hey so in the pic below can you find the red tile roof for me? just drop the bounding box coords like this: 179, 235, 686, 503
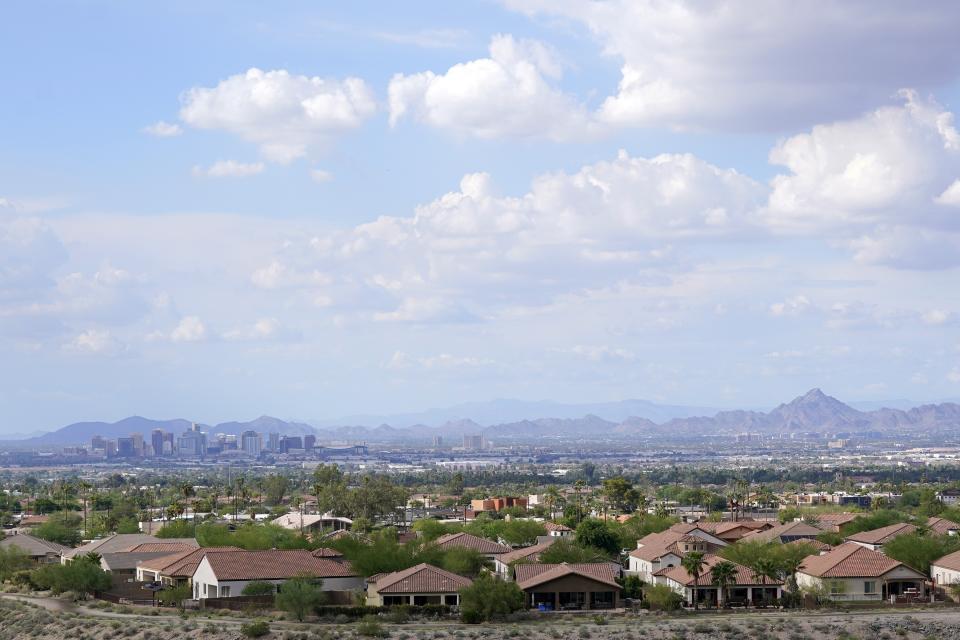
311, 547, 344, 558
845, 523, 916, 545
370, 563, 472, 594
203, 549, 357, 581
788, 538, 832, 552
498, 539, 556, 564
744, 521, 824, 543
434, 532, 511, 555
927, 517, 960, 536
809, 513, 859, 530
544, 522, 572, 532
138, 547, 240, 577
798, 543, 921, 578
658, 555, 782, 588
932, 549, 960, 573
514, 563, 620, 590
123, 542, 198, 554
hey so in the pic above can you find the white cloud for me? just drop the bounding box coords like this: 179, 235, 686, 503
222, 318, 285, 341
765, 91, 960, 232
769, 296, 811, 317
180, 68, 376, 163
935, 179, 960, 206
506, 1, 960, 131
389, 34, 592, 140
170, 316, 206, 342
65, 329, 122, 354
250, 261, 332, 289
948, 368, 960, 384
847, 226, 960, 270
922, 309, 953, 326
386, 350, 492, 370
564, 345, 636, 362
143, 121, 183, 137
310, 168, 334, 183
192, 160, 265, 178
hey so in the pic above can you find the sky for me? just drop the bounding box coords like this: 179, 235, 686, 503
2, 1, 960, 433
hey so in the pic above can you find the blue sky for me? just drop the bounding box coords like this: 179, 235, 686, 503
3, 1, 960, 432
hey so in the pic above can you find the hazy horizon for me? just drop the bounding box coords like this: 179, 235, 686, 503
3, 2, 960, 433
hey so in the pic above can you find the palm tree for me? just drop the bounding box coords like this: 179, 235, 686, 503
180, 483, 195, 530
574, 480, 586, 524
545, 486, 561, 520
681, 551, 706, 610
711, 560, 737, 608
750, 557, 778, 606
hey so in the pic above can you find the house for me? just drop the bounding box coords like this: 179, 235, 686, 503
844, 523, 916, 551
926, 516, 960, 537
366, 563, 471, 606
432, 532, 511, 560
655, 555, 783, 608
627, 526, 727, 582
743, 520, 825, 544
515, 563, 621, 611
807, 513, 859, 532
495, 539, 556, 578
271, 512, 353, 532
931, 550, 960, 590
62, 534, 198, 562
689, 520, 772, 544
191, 549, 363, 599
795, 543, 927, 600
788, 538, 832, 554
544, 522, 573, 537
470, 497, 528, 513
136, 547, 240, 586
0, 534, 68, 564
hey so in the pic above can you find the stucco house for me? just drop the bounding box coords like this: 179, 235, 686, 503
495, 539, 556, 578
796, 543, 927, 600
627, 526, 726, 582
0, 533, 68, 564
654, 554, 783, 608
366, 563, 472, 606
271, 512, 353, 533
844, 523, 916, 551
136, 546, 240, 586
743, 520, 824, 544
927, 517, 960, 537
515, 563, 621, 611
432, 532, 511, 561
543, 522, 573, 538
931, 549, 960, 592
190, 549, 363, 599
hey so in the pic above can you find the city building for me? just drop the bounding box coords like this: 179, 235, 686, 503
241, 430, 261, 457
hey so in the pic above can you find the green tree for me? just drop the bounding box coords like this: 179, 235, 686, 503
458, 573, 525, 622
155, 519, 194, 539
275, 576, 325, 621
31, 554, 111, 599
263, 475, 290, 507
537, 539, 609, 564
575, 519, 620, 555
883, 532, 960, 574
35, 512, 82, 546
643, 584, 682, 611
711, 560, 737, 608
0, 545, 32, 583
681, 551, 706, 610
158, 583, 191, 610
438, 547, 488, 578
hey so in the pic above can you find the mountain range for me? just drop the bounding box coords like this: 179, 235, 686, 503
3, 389, 960, 448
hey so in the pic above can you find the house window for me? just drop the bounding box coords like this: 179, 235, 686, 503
444, 594, 458, 605
203, 584, 207, 596
829, 581, 843, 595
221, 586, 231, 597
863, 582, 876, 594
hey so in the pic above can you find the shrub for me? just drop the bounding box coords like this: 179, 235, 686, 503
242, 581, 277, 596
357, 616, 388, 638
458, 573, 525, 622
241, 619, 271, 638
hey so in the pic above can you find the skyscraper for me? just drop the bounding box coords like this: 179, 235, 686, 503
241, 430, 261, 456
151, 429, 165, 457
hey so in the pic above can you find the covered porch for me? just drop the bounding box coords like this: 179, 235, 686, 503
529, 589, 617, 611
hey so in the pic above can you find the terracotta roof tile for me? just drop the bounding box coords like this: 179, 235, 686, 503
434, 532, 511, 555
544, 522, 572, 532
203, 549, 358, 581
932, 549, 960, 573
927, 517, 960, 536
138, 547, 240, 577
744, 521, 824, 543
499, 539, 556, 564
0, 534, 68, 556
371, 563, 472, 594
845, 523, 916, 545
514, 563, 620, 590
798, 543, 921, 578
658, 555, 782, 587
123, 542, 199, 553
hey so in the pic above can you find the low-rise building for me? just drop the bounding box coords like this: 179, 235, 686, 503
515, 563, 621, 611
432, 532, 511, 560
495, 539, 556, 579
366, 563, 471, 606
191, 549, 363, 600
931, 549, 960, 590
927, 516, 960, 537
655, 555, 783, 607
0, 534, 68, 564
796, 543, 926, 601
136, 546, 240, 587
844, 523, 916, 551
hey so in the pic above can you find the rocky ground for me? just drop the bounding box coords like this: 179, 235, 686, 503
2, 595, 960, 640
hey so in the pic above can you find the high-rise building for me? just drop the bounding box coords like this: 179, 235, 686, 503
130, 433, 144, 457
433, 435, 443, 448
241, 430, 261, 456
151, 429, 165, 457
117, 437, 136, 457
268, 432, 280, 452
162, 431, 174, 455
177, 427, 206, 458
463, 434, 485, 450
303, 435, 316, 451
91, 435, 107, 451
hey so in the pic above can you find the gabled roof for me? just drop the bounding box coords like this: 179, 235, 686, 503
123, 542, 198, 554
64, 534, 198, 559
927, 517, 960, 536
743, 520, 822, 543
0, 534, 69, 556
932, 549, 960, 573
544, 522, 572, 532
370, 563, 472, 594
788, 538, 832, 552
434, 532, 511, 555
202, 549, 357, 581
629, 528, 715, 562
138, 547, 240, 577
514, 563, 620, 590
798, 543, 922, 578
845, 522, 916, 545
311, 547, 344, 558
658, 555, 782, 588
498, 539, 556, 564
808, 513, 859, 529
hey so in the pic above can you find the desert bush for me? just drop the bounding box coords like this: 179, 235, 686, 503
241, 618, 271, 638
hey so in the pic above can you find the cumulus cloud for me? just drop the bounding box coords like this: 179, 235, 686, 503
769, 296, 812, 317
64, 329, 123, 354
179, 68, 376, 163
143, 121, 183, 137
221, 318, 296, 342
389, 34, 592, 140
386, 350, 493, 370
506, 0, 960, 131
563, 345, 636, 362
170, 316, 206, 342
192, 160, 265, 178
310, 168, 334, 183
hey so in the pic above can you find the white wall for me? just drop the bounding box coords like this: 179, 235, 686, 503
191, 556, 363, 599
931, 564, 960, 588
